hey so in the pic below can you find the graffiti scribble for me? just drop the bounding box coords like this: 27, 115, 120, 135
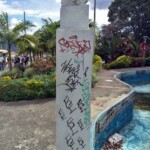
58, 59, 82, 92
58, 35, 91, 57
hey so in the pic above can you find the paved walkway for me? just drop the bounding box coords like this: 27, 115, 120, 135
0, 67, 150, 150
0, 99, 56, 150
91, 67, 150, 119
91, 69, 131, 120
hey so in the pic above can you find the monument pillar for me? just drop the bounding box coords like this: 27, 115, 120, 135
56, 1, 94, 149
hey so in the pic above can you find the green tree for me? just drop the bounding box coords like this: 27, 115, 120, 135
0, 12, 36, 70
17, 34, 38, 63
34, 18, 60, 56
95, 23, 123, 62
108, 0, 150, 41
96, 35, 122, 62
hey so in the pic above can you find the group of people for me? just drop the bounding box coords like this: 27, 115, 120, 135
0, 55, 6, 70
13, 55, 29, 66
0, 54, 30, 71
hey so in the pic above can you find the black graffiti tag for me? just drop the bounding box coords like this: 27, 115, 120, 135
83, 67, 89, 77
61, 59, 80, 78
59, 59, 82, 92
77, 119, 84, 131
64, 96, 77, 114
67, 117, 79, 136
77, 99, 86, 113
77, 137, 86, 149
58, 108, 66, 121
65, 134, 75, 150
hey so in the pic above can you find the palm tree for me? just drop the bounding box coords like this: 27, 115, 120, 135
17, 34, 39, 63
34, 18, 60, 56
0, 12, 36, 70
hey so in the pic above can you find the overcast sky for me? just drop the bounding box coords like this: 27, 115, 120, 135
0, 0, 113, 34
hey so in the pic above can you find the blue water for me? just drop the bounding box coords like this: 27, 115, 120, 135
119, 70, 150, 87
119, 109, 150, 150
133, 84, 150, 93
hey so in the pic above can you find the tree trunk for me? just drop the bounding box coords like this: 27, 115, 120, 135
52, 49, 54, 57
8, 42, 12, 70
33, 53, 35, 62
29, 50, 32, 64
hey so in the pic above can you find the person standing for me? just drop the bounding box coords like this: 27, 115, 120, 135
24, 55, 29, 66
0, 55, 4, 70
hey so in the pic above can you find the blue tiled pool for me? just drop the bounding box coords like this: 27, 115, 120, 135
120, 109, 150, 150
119, 70, 150, 87
118, 70, 150, 150
91, 70, 150, 150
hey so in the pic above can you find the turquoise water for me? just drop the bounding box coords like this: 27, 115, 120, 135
120, 109, 150, 150
134, 84, 150, 93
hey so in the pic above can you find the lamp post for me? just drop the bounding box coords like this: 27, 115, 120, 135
143, 36, 148, 66
108, 34, 113, 62
140, 36, 148, 67
93, 0, 96, 54
24, 11, 26, 35
94, 0, 96, 34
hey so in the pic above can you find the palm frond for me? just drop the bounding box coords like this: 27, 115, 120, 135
13, 21, 35, 33
0, 12, 9, 30
16, 35, 36, 48
42, 18, 53, 26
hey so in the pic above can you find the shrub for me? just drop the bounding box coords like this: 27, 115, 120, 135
14, 63, 25, 72
32, 74, 56, 97
0, 68, 23, 79
116, 55, 132, 67
31, 59, 53, 75
23, 68, 35, 78
106, 55, 132, 69
93, 55, 102, 72
1, 76, 11, 81
91, 55, 102, 87
24, 78, 45, 98
131, 57, 143, 67
45, 55, 56, 69
92, 71, 98, 88
145, 57, 150, 66
130, 57, 150, 67
93, 55, 102, 62
0, 74, 56, 101
0, 71, 12, 78
25, 79, 43, 89
0, 78, 29, 101
11, 68, 23, 79
31, 56, 55, 75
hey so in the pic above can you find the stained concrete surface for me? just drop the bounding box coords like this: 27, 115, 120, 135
0, 99, 56, 150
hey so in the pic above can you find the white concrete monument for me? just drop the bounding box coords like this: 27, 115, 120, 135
61, 0, 88, 7
56, 0, 94, 150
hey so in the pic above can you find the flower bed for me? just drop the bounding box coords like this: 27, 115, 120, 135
0, 74, 56, 101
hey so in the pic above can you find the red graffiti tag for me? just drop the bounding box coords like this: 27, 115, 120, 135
58, 35, 91, 57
